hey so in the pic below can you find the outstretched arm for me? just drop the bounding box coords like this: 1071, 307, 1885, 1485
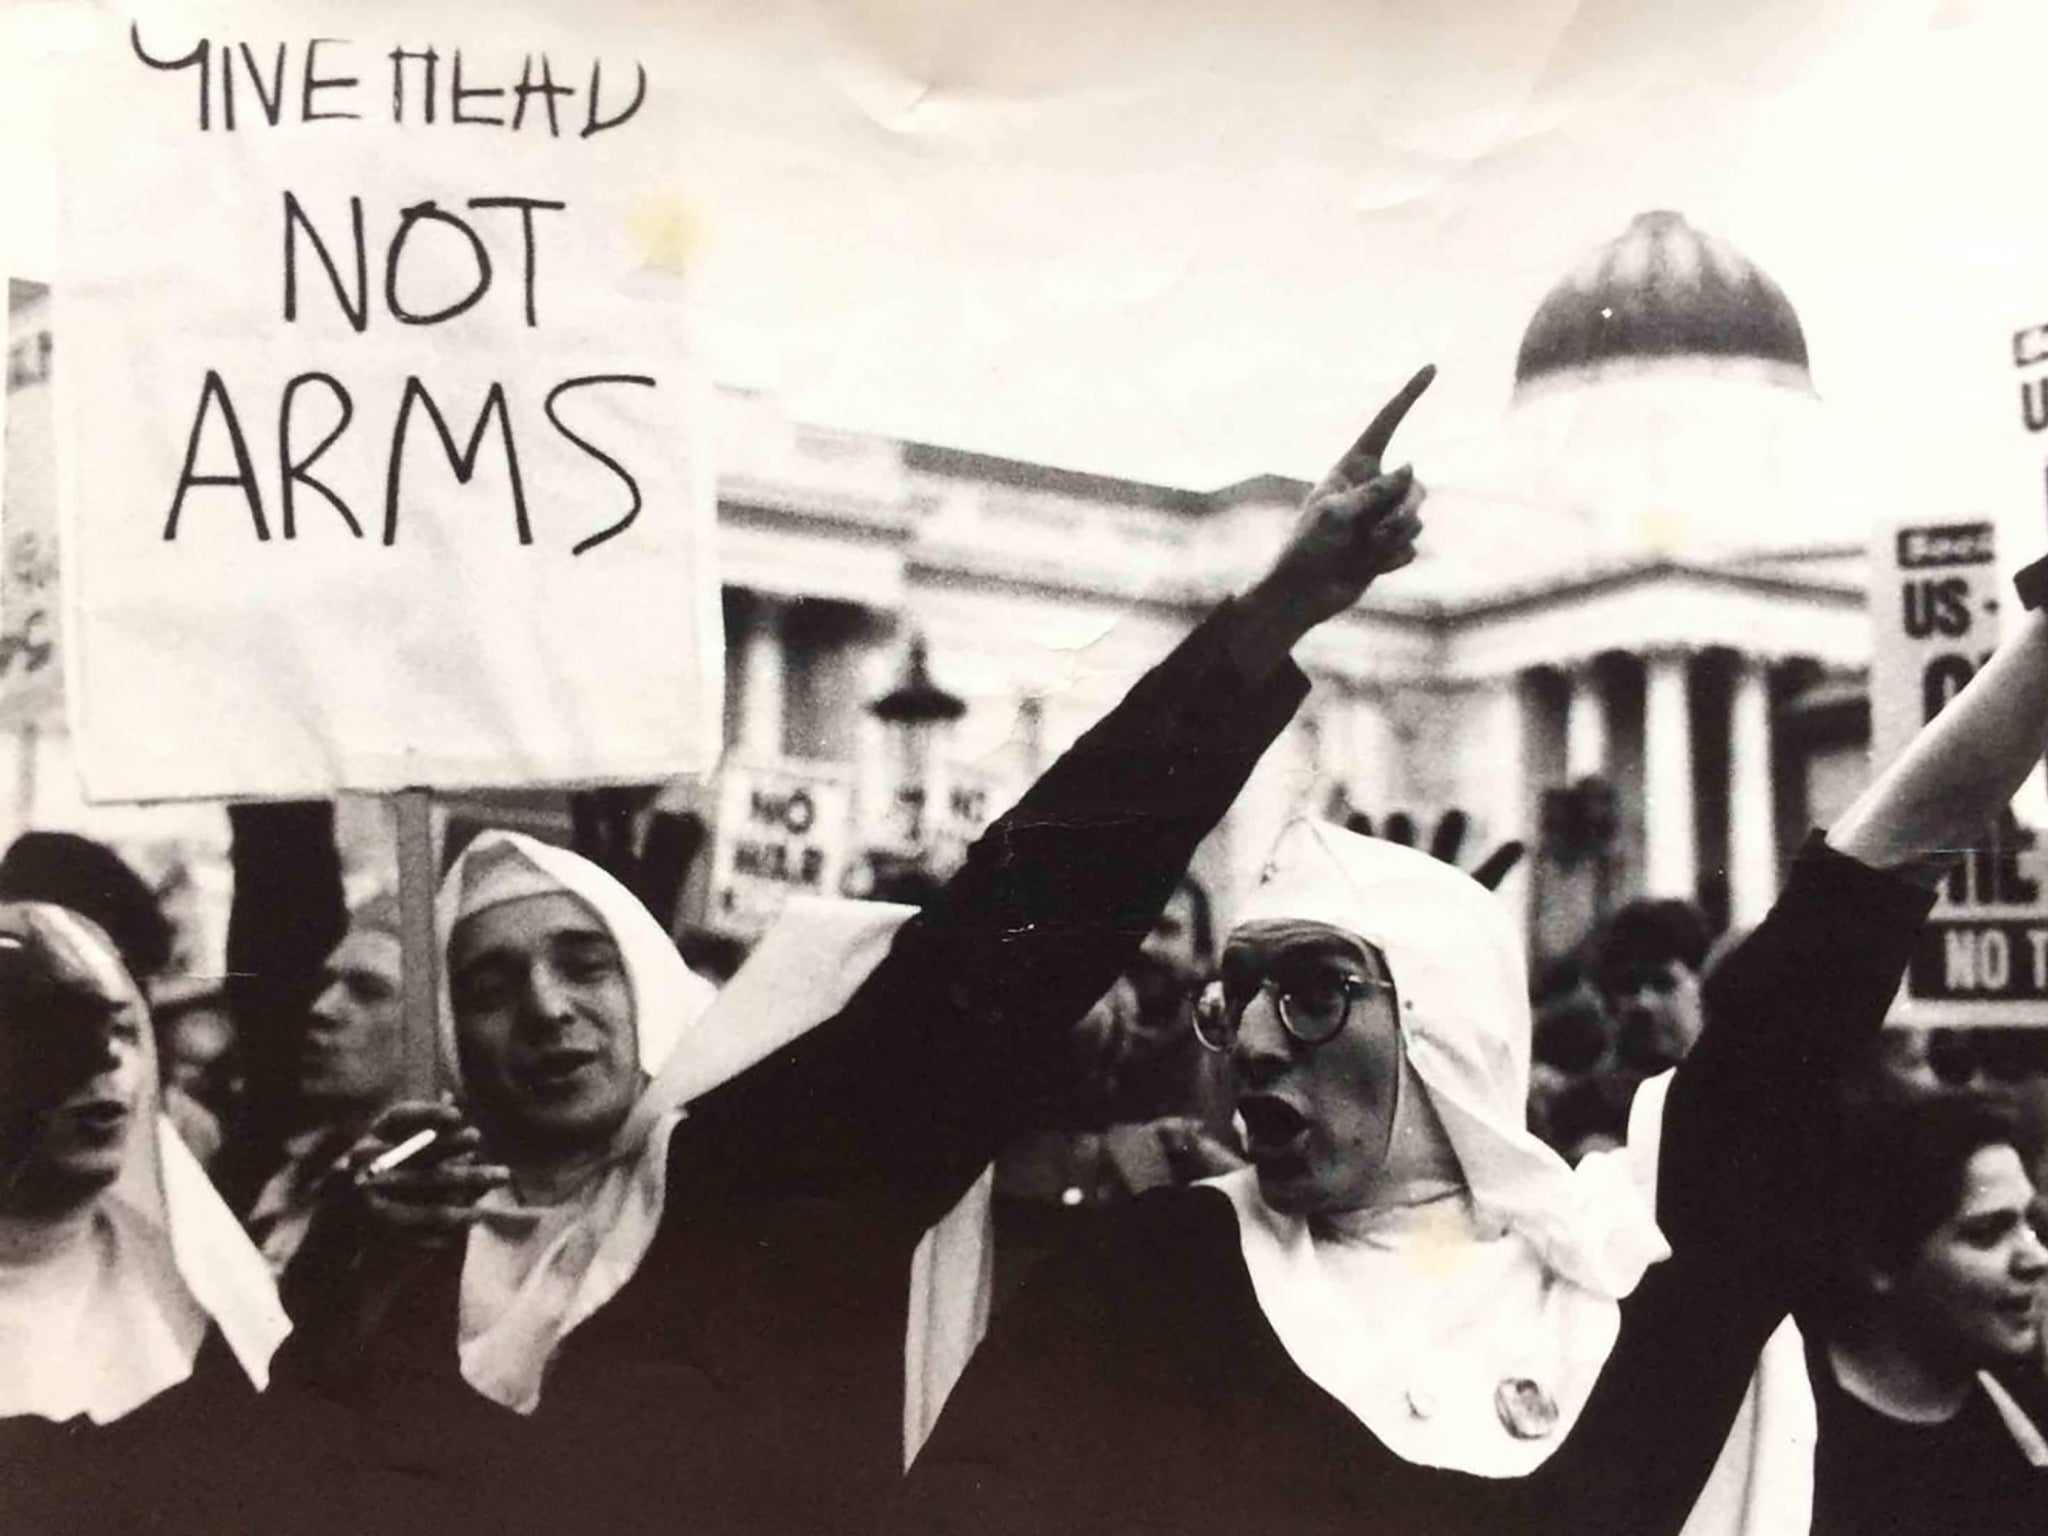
1830, 608, 2048, 878
1653, 584, 2048, 1303
689, 368, 1437, 1223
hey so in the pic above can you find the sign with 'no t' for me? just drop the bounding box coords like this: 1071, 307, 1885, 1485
1872, 520, 2048, 1024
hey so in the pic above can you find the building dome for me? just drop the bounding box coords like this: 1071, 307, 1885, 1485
1513, 211, 1810, 392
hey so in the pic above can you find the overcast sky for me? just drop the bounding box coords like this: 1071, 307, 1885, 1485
6, 0, 2045, 521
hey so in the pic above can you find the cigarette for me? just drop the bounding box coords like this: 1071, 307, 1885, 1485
357, 1128, 439, 1182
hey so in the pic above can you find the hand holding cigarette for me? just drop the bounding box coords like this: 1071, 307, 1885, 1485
355, 1125, 441, 1182
342, 1099, 510, 1245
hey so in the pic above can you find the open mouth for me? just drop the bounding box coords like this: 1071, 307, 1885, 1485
57, 1101, 131, 1139
524, 1048, 601, 1095
1238, 1095, 1310, 1159
1994, 1294, 2041, 1326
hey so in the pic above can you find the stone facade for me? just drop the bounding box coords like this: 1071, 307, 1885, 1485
0, 212, 1891, 974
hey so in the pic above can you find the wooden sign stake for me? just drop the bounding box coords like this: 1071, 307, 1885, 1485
394, 787, 440, 1100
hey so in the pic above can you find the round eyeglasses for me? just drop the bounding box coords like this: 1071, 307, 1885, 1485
1192, 968, 1394, 1053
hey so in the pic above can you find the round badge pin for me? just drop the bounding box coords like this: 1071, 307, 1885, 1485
1493, 1377, 1559, 1440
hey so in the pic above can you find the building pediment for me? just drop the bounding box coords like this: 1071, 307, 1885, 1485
1434, 558, 1866, 679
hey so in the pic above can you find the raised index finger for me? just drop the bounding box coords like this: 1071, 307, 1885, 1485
1330, 364, 1436, 486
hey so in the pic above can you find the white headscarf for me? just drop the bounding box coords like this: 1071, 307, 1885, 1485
439, 831, 716, 1413
0, 903, 288, 1423
442, 835, 990, 1445
1204, 819, 1668, 1476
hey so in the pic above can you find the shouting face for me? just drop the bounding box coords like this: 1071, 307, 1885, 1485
1217, 923, 1404, 1219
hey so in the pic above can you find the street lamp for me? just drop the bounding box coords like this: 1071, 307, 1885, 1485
866, 634, 966, 870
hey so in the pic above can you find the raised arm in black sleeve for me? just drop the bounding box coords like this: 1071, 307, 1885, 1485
1658, 832, 1935, 1298
685, 601, 1308, 1228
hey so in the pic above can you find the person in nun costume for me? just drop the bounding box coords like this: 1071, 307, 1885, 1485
896, 552, 2048, 1535
277, 369, 1440, 1536
0, 900, 301, 1533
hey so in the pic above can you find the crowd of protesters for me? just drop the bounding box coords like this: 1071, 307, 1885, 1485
0, 367, 2044, 1533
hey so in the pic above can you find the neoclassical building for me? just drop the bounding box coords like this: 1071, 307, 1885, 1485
3, 213, 1884, 970
706, 211, 1878, 963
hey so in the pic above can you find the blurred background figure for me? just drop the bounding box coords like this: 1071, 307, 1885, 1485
1527, 976, 1615, 1156
242, 893, 405, 1277
1543, 1068, 1636, 1166
0, 832, 174, 990
151, 978, 241, 1171
1586, 896, 1711, 1078
993, 876, 1243, 1305
1926, 1027, 2048, 1096
1521, 895, 1715, 1164
1868, 1024, 1944, 1094
1518, 897, 1717, 1164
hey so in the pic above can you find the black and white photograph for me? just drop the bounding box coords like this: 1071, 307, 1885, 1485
1, 1, 2046, 1531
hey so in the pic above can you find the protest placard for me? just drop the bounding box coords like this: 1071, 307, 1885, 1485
927, 758, 1012, 879
56, 9, 720, 802
707, 760, 855, 937
1, 281, 61, 732
1872, 516, 2048, 1023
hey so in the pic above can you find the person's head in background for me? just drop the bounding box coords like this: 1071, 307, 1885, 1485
1587, 898, 1711, 1075
1941, 1029, 2048, 1215
1532, 985, 1613, 1078
1824, 1084, 2048, 1409
1544, 1070, 1636, 1165
1128, 876, 1215, 1046
1927, 1026, 2048, 1095
154, 979, 243, 1119
1862, 1025, 1944, 1094
0, 832, 173, 990
1057, 877, 1220, 1111
1527, 986, 1615, 1151
294, 892, 406, 1128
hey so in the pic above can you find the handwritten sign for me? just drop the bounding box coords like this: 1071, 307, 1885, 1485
57, 12, 720, 801
0, 282, 62, 730
707, 761, 856, 937
1873, 518, 2048, 1023
927, 760, 1011, 879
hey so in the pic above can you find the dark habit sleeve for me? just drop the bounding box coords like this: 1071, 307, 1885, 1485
686, 600, 1308, 1230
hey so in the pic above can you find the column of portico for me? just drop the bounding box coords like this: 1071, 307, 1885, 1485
1642, 650, 1696, 898
1727, 653, 1777, 927
1564, 661, 1609, 781
735, 595, 787, 760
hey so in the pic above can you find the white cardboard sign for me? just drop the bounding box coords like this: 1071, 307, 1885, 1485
56, 11, 720, 801
1, 281, 62, 731
707, 760, 856, 938
1872, 518, 2048, 1023
927, 758, 1012, 878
